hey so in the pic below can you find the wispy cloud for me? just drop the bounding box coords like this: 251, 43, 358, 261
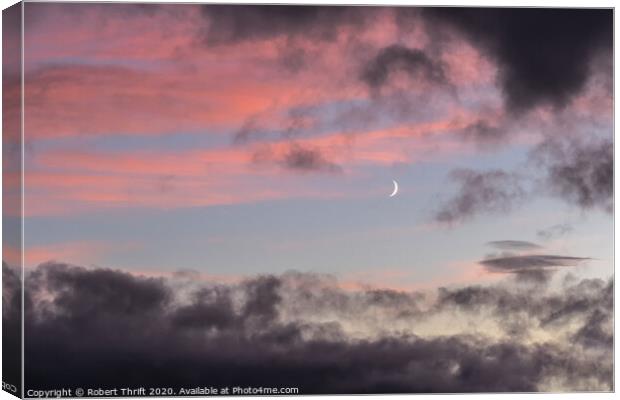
537, 223, 573, 241
532, 136, 612, 213
360, 45, 449, 91
487, 240, 542, 251
435, 169, 527, 224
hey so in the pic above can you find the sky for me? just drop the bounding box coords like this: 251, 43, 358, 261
1, 3, 614, 393
6, 4, 612, 287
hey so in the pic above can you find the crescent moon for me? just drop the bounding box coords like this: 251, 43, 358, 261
389, 179, 399, 197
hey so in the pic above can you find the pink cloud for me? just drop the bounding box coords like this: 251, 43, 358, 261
23, 64, 312, 138
23, 240, 118, 269
17, 3, 526, 218
439, 39, 497, 87
22, 105, 491, 216
22, 4, 499, 140
24, 4, 203, 66
338, 261, 499, 292
3, 245, 21, 268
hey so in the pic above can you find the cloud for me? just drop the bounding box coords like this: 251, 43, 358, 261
253, 144, 342, 174
2, 263, 22, 394
511, 268, 555, 285
537, 223, 573, 241
282, 145, 342, 173
7, 262, 610, 393
487, 240, 542, 251
22, 63, 297, 138
540, 278, 613, 351
232, 110, 317, 145
360, 45, 448, 91
437, 135, 611, 225
437, 275, 612, 345
479, 250, 590, 284
421, 8, 613, 113
480, 254, 590, 273
460, 119, 507, 146
232, 115, 265, 145
532, 137, 612, 213
200, 5, 368, 45
573, 309, 613, 349
435, 169, 526, 224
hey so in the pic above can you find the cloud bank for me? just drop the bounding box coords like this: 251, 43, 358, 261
8, 262, 611, 393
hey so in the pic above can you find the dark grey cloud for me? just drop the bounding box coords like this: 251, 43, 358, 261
438, 134, 611, 225
252, 144, 342, 174
480, 254, 590, 273
541, 278, 612, 323
421, 8, 613, 113
437, 284, 540, 319
200, 6, 612, 114
282, 145, 342, 173
438, 275, 612, 350
438, 275, 609, 313
573, 308, 613, 349
479, 251, 590, 285
278, 46, 309, 73
461, 119, 507, 147
171, 286, 237, 330
532, 137, 612, 213
198, 5, 380, 74
232, 115, 264, 145
487, 240, 541, 251
5, 262, 610, 393
360, 45, 448, 90
435, 169, 526, 223
2, 263, 22, 395
537, 223, 573, 241
200, 5, 369, 45
541, 278, 613, 351
511, 268, 555, 285
27, 262, 171, 318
